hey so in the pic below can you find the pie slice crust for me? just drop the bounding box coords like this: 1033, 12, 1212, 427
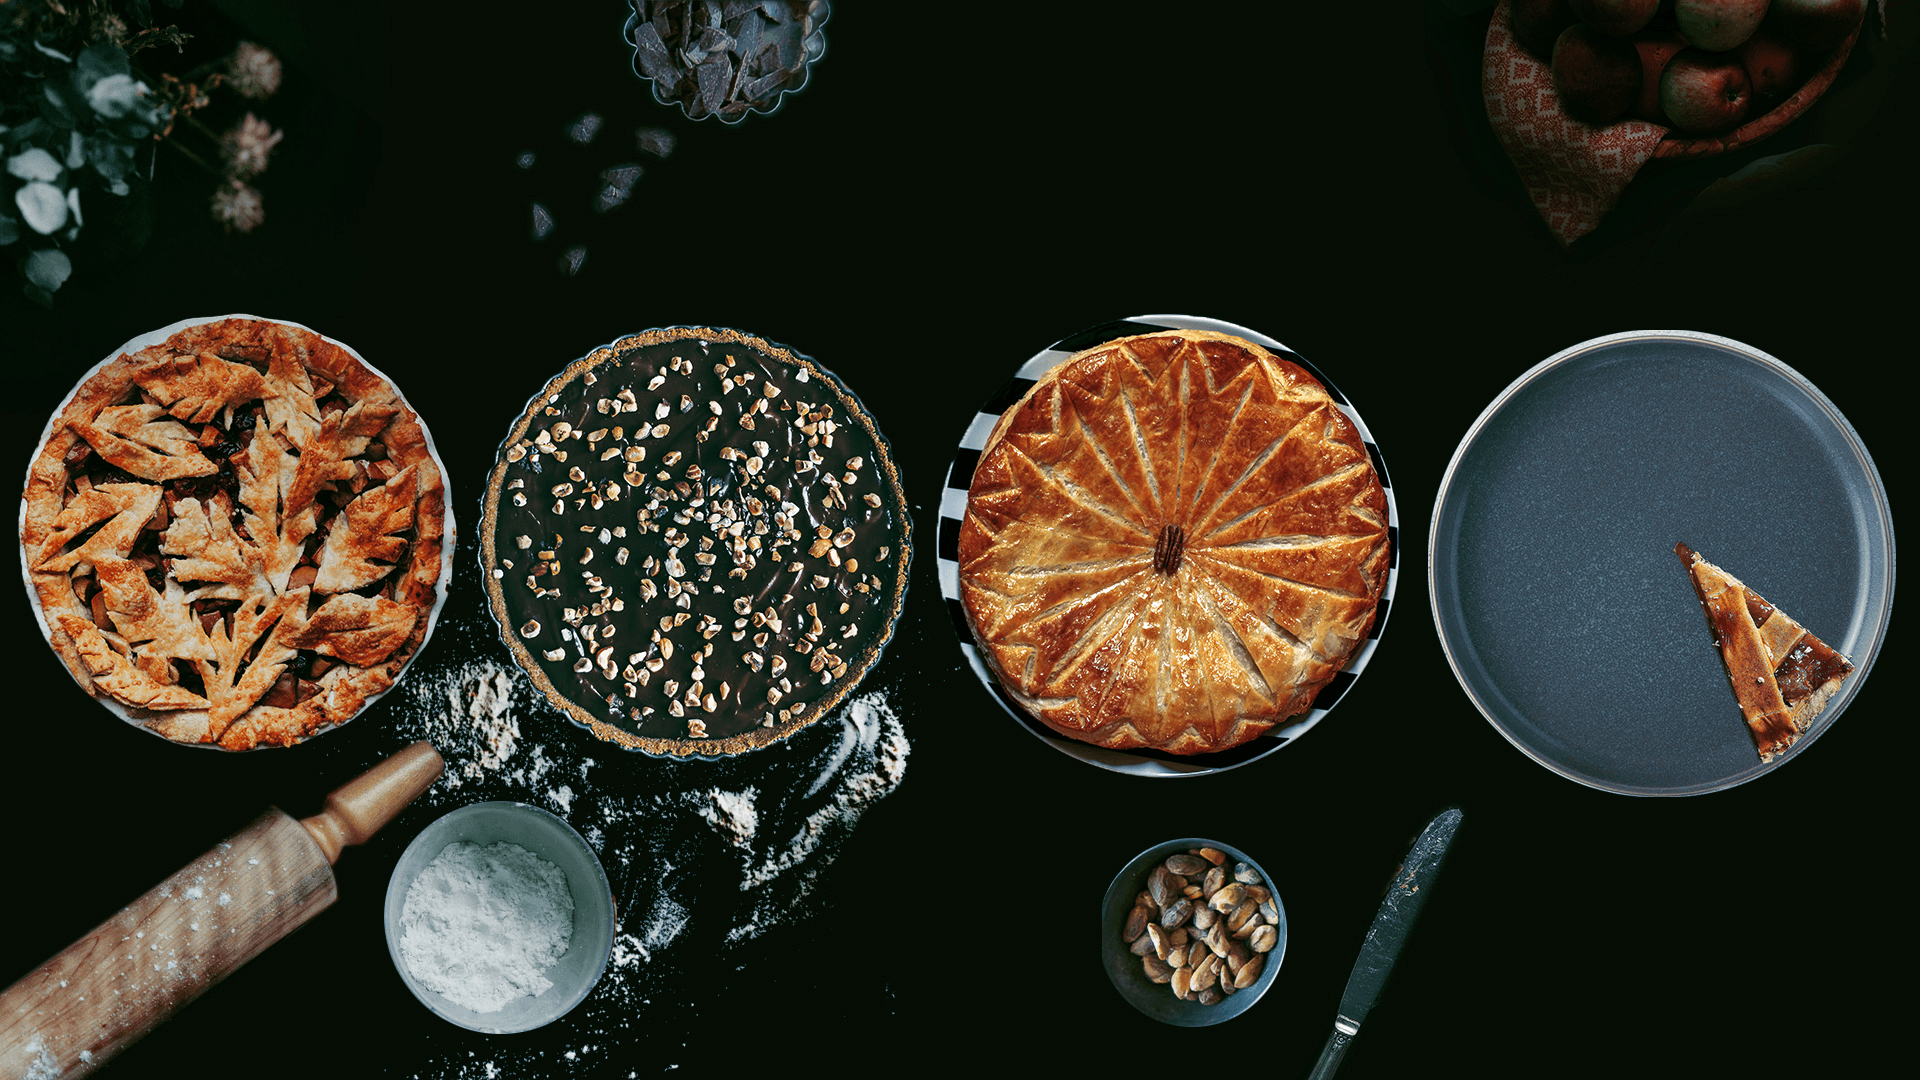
1675, 542, 1854, 762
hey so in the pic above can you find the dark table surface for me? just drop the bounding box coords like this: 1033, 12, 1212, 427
3, 3, 1910, 1077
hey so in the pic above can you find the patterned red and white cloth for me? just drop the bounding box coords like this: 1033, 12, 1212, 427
1482, 0, 1671, 246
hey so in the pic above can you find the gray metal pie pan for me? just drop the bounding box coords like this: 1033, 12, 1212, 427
1429, 331, 1893, 796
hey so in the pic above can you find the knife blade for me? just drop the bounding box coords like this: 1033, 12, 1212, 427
1306, 806, 1463, 1080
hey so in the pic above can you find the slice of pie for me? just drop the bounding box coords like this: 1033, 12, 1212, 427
1675, 542, 1854, 762
22, 318, 449, 750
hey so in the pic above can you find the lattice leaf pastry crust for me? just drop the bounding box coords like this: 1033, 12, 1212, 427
22, 319, 447, 749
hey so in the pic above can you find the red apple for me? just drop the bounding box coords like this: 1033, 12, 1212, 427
1630, 30, 1690, 122
1674, 0, 1769, 51
1513, 0, 1580, 59
1736, 28, 1804, 103
1553, 23, 1643, 124
1569, 0, 1660, 35
1768, 0, 1866, 52
1660, 48, 1755, 131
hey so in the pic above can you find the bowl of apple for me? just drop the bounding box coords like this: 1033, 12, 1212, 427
1514, 0, 1867, 158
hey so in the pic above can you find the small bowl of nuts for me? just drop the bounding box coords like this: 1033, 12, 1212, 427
1102, 838, 1286, 1025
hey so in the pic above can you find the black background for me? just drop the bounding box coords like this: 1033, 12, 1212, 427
2, 2, 1910, 1077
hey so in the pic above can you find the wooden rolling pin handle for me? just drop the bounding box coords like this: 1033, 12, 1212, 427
0, 741, 444, 1079
301, 740, 446, 865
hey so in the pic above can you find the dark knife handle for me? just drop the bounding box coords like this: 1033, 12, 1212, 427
1307, 1025, 1355, 1080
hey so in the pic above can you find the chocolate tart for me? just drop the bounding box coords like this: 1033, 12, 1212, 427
479, 327, 910, 759
20, 316, 452, 749
957, 328, 1390, 756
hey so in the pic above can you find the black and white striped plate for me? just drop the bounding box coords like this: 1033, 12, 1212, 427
935, 315, 1399, 778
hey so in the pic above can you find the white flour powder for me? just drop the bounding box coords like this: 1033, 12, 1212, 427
371, 617, 911, 1077
398, 841, 575, 1013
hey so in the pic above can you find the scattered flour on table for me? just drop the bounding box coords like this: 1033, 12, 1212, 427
698, 787, 759, 847
382, 631, 907, 1077
399, 841, 575, 1014
396, 660, 560, 798
727, 692, 909, 941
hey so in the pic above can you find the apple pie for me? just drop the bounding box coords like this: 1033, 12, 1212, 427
22, 318, 449, 749
958, 329, 1390, 755
1675, 541, 1853, 762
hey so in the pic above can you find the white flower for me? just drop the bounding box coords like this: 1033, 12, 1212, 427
210, 179, 265, 234
7, 148, 63, 183
15, 182, 68, 234
67, 187, 82, 227
221, 114, 284, 179
87, 73, 141, 118
227, 42, 283, 99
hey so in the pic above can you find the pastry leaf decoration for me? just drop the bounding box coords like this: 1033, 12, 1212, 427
313, 465, 416, 594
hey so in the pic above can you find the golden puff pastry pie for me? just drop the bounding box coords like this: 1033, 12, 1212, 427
22, 318, 448, 749
959, 329, 1389, 755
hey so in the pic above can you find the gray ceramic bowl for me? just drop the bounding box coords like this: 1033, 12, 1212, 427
384, 802, 615, 1033
1100, 838, 1286, 1025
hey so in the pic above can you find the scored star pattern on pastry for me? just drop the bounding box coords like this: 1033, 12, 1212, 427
959, 330, 1389, 755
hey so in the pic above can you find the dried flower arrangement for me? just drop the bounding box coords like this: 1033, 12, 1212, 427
2, 0, 286, 304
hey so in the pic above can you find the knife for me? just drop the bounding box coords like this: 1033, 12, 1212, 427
1306, 806, 1464, 1080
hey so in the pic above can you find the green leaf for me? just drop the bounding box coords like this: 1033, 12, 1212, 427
22, 247, 72, 291
87, 135, 136, 181
85, 74, 142, 119
40, 82, 78, 129
9, 119, 50, 146
128, 0, 154, 29
77, 44, 132, 85
0, 215, 19, 246
7, 147, 63, 182
15, 182, 68, 234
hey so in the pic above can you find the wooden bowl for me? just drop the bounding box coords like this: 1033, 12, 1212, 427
1652, 26, 1861, 160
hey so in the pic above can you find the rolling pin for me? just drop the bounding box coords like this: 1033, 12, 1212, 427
0, 740, 443, 1078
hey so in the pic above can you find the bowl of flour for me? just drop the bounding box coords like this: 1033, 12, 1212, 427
384, 801, 615, 1033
